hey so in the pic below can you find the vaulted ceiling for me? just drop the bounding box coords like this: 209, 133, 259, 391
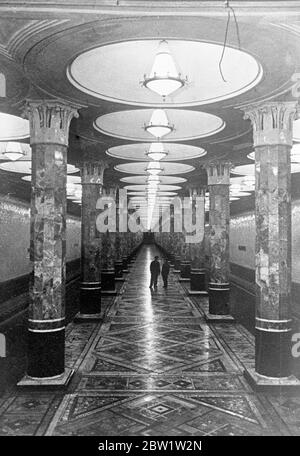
0, 0, 300, 217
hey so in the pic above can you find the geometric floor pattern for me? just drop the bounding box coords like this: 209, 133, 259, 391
0, 245, 299, 435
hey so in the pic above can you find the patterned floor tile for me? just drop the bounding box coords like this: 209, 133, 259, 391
1, 245, 298, 436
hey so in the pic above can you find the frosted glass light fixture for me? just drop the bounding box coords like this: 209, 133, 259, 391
147, 161, 162, 176
147, 175, 160, 183
1, 142, 29, 161
144, 109, 174, 139
146, 142, 168, 161
142, 40, 187, 98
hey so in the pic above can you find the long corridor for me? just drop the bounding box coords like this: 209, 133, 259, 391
0, 245, 299, 436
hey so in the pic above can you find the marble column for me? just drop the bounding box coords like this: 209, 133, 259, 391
78, 160, 108, 319
100, 186, 117, 294
188, 186, 207, 295
114, 197, 125, 280
173, 197, 184, 272
19, 100, 78, 385
243, 101, 300, 387
206, 161, 233, 321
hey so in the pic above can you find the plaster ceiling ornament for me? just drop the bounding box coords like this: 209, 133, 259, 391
0, 161, 79, 174
68, 39, 262, 107
95, 109, 225, 142
115, 162, 194, 175
106, 142, 206, 161
0, 113, 29, 141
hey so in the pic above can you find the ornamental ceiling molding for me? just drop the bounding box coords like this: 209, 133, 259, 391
19, 15, 297, 110
0, 2, 299, 16
7, 19, 71, 60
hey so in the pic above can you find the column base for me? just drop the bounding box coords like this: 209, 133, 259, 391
244, 368, 300, 392
79, 282, 101, 316
101, 290, 117, 296
17, 368, 74, 389
173, 257, 181, 271
74, 312, 102, 323
204, 312, 235, 323
190, 269, 206, 292
208, 282, 231, 316
188, 290, 208, 296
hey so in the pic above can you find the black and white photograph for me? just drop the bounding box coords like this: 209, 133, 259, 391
0, 0, 300, 446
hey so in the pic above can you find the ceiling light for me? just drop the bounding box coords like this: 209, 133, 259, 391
1, 142, 29, 161
147, 175, 160, 183
146, 142, 168, 161
147, 161, 162, 176
144, 109, 174, 139
142, 40, 187, 98
148, 180, 159, 187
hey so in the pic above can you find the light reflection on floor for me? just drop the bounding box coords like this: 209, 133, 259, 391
0, 245, 299, 436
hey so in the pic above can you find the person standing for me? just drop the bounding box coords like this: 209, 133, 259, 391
149, 255, 160, 290
161, 258, 170, 289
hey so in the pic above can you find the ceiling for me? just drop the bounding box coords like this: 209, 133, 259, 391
0, 1, 300, 218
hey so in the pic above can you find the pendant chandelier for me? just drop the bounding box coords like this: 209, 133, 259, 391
142, 40, 187, 99
146, 142, 168, 161
147, 161, 163, 176
0, 142, 30, 161
144, 109, 174, 139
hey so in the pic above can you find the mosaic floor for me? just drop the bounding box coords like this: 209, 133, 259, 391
0, 245, 300, 436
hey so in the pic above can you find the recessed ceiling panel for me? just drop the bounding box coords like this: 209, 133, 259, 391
120, 175, 186, 184
106, 143, 206, 161
127, 191, 177, 196
115, 162, 194, 175
232, 163, 300, 175
68, 40, 262, 107
0, 161, 79, 174
0, 113, 29, 141
124, 185, 181, 191
294, 119, 300, 142
95, 109, 225, 142
22, 175, 82, 184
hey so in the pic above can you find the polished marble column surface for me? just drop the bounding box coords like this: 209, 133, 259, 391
244, 102, 299, 380
24, 101, 78, 380
2, 245, 300, 435
207, 162, 231, 317
79, 161, 108, 317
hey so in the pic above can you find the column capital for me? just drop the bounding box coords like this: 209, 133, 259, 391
81, 160, 109, 185
102, 186, 118, 198
242, 101, 299, 147
205, 161, 232, 186
188, 185, 206, 198
24, 99, 79, 146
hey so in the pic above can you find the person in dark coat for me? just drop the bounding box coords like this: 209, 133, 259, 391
149, 255, 160, 289
161, 258, 170, 288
